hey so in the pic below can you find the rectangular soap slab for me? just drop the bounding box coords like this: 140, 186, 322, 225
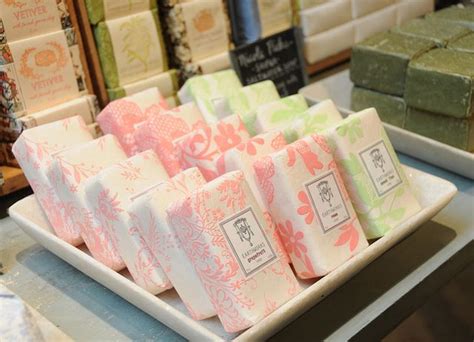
128, 167, 216, 319
48, 135, 127, 270
350, 31, 436, 96
295, 0, 328, 10
405, 48, 474, 118
300, 0, 352, 37
351, 86, 406, 128
85, 0, 156, 25
323, 108, 422, 239
396, 0, 434, 25
257, 0, 293, 37
427, 5, 474, 30
351, 0, 394, 18
166, 170, 301, 333
405, 107, 474, 151
354, 4, 397, 43
448, 32, 474, 53
84, 150, 172, 293
12, 116, 93, 245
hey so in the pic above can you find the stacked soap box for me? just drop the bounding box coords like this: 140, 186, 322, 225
84, 0, 179, 103
297, 0, 434, 66
350, 5, 474, 152
0, 0, 98, 167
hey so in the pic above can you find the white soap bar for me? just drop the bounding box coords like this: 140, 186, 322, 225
128, 167, 216, 319
197, 51, 232, 74
396, 0, 434, 25
48, 135, 127, 270
296, 0, 328, 10
291, 99, 344, 138
323, 108, 422, 239
12, 116, 93, 245
84, 150, 171, 294
300, 0, 352, 37
351, 0, 394, 18
354, 5, 397, 43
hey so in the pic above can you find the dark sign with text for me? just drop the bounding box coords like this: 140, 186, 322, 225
230, 28, 308, 96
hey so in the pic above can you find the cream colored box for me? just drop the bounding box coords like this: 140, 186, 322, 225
354, 5, 397, 43
351, 0, 394, 18
396, 0, 434, 25
257, 0, 293, 37
300, 0, 352, 37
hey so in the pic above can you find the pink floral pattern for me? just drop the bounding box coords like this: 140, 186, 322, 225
236, 136, 265, 155
297, 191, 314, 224
334, 217, 360, 252
286, 139, 323, 175
253, 156, 276, 205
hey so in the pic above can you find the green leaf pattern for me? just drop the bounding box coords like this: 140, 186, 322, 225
336, 117, 363, 144
270, 96, 308, 123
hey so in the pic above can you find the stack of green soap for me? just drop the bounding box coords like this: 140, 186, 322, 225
427, 5, 474, 30
350, 31, 436, 96
351, 87, 407, 128
448, 32, 474, 53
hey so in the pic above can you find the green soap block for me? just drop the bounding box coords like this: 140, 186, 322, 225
85, 0, 156, 25
405, 48, 474, 118
405, 107, 474, 151
427, 5, 474, 30
351, 87, 406, 128
448, 32, 474, 53
392, 18, 471, 47
350, 32, 436, 96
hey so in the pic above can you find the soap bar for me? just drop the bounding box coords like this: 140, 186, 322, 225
296, 0, 328, 10
448, 32, 474, 53
257, 0, 292, 37
427, 5, 474, 30
48, 135, 127, 270
134, 102, 206, 177
351, 87, 406, 127
396, 0, 434, 25
405, 107, 474, 151
300, 0, 352, 37
254, 94, 308, 134
107, 69, 179, 100
405, 48, 474, 118
351, 0, 394, 18
12, 117, 93, 244
95, 10, 167, 88
392, 18, 471, 47
85, 0, 156, 25
178, 51, 232, 81
96, 88, 168, 156
323, 108, 421, 239
84, 150, 172, 293
167, 170, 301, 333
128, 167, 215, 319
354, 5, 397, 43
175, 114, 250, 180
350, 31, 435, 96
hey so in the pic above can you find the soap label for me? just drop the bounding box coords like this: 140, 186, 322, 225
305, 170, 350, 233
359, 140, 402, 197
219, 207, 277, 278
103, 0, 150, 21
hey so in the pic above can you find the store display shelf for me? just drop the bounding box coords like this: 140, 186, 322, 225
0, 166, 29, 197
306, 49, 352, 75
8, 166, 456, 341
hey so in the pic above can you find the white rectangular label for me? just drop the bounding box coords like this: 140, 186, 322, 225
219, 207, 277, 278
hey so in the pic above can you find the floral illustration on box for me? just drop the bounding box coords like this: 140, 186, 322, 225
334, 217, 360, 252
120, 16, 155, 72
270, 97, 307, 123
336, 116, 363, 144
3, 0, 26, 9
19, 42, 68, 80
193, 9, 215, 32
286, 139, 323, 175
300, 112, 330, 135
0, 69, 24, 115
254, 156, 275, 205
236, 136, 264, 156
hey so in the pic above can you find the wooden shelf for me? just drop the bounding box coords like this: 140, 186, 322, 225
0, 166, 29, 197
306, 49, 352, 76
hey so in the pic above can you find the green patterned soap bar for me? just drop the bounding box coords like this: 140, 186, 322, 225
448, 32, 474, 53
405, 107, 474, 151
85, 0, 156, 25
392, 18, 471, 47
350, 32, 436, 96
427, 5, 474, 30
351, 87, 406, 127
405, 48, 474, 118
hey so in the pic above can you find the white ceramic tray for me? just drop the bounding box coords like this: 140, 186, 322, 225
300, 69, 474, 180
9, 166, 456, 341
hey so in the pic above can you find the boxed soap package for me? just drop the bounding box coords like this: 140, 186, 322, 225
12, 116, 94, 245
396, 0, 434, 25
351, 0, 394, 18
84, 150, 172, 293
85, 0, 156, 25
256, 0, 293, 37
300, 0, 352, 37
128, 167, 216, 319
167, 170, 301, 332
323, 108, 421, 239
448, 32, 474, 53
194, 51, 232, 75
354, 5, 397, 43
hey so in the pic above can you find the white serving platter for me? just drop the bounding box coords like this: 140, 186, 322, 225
9, 166, 456, 341
300, 69, 474, 180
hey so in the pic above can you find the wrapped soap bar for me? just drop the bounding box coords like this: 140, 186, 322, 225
12, 116, 93, 245
351, 0, 394, 18
167, 170, 301, 332
354, 5, 397, 43
256, 0, 292, 37
300, 0, 352, 37
254, 94, 308, 134
350, 31, 435, 96
427, 5, 474, 30
134, 102, 206, 177
85, 0, 156, 25
448, 32, 474, 53
351, 87, 406, 127
84, 150, 172, 293
181, 51, 232, 81
95, 10, 168, 88
128, 167, 216, 319
48, 135, 127, 269
405, 48, 474, 118
295, 0, 328, 11
96, 87, 168, 156
323, 108, 421, 238
175, 114, 250, 181
405, 107, 474, 151
396, 0, 434, 25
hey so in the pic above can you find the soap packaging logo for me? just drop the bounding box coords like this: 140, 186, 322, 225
370, 148, 385, 172
193, 8, 215, 32
220, 207, 277, 278
19, 41, 67, 80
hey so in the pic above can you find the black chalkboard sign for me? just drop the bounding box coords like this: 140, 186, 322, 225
229, 27, 308, 97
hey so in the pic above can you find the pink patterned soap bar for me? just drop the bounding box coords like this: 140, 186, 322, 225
174, 114, 250, 181
96, 88, 168, 156
84, 150, 172, 294
48, 135, 127, 270
12, 116, 93, 246
134, 102, 206, 177
167, 170, 301, 332
128, 167, 216, 319
254, 135, 369, 279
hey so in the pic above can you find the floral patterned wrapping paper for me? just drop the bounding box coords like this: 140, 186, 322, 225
167, 170, 301, 333
323, 108, 422, 239
96, 87, 168, 156
47, 134, 127, 270
128, 167, 216, 319
12, 116, 93, 245
84, 150, 172, 293
174, 114, 251, 181
253, 134, 368, 278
